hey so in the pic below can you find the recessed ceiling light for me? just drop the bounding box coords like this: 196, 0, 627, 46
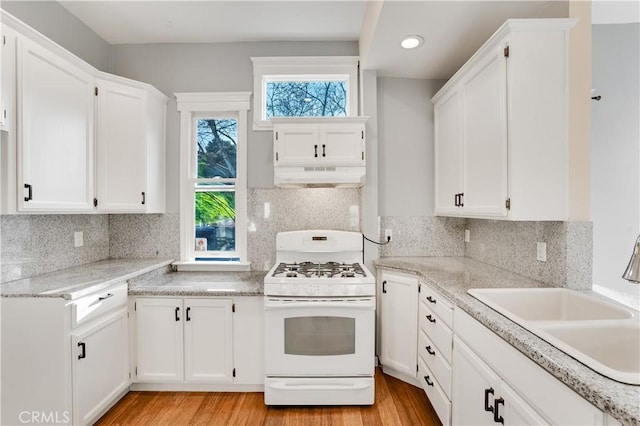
401, 35, 424, 49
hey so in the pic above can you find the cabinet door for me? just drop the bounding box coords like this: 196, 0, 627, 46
72, 309, 129, 426
17, 37, 94, 212
320, 123, 365, 166
452, 337, 499, 426
1, 27, 16, 132
462, 44, 508, 217
274, 125, 320, 165
498, 382, 549, 426
379, 272, 418, 378
184, 298, 233, 382
434, 88, 463, 215
95, 79, 147, 212
136, 298, 183, 382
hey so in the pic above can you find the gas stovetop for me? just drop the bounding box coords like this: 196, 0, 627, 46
264, 230, 376, 297
271, 262, 367, 279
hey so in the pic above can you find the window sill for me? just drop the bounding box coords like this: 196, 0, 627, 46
172, 261, 252, 272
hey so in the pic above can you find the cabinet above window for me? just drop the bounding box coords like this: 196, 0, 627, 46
271, 117, 368, 188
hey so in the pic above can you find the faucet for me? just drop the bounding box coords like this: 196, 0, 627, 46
622, 235, 640, 283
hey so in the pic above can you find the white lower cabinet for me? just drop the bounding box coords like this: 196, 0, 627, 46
452, 336, 546, 425
0, 283, 128, 426
376, 268, 614, 426
72, 309, 129, 426
133, 296, 263, 388
377, 270, 418, 381
454, 308, 605, 425
135, 297, 233, 384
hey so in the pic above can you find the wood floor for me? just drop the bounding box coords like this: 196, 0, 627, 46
96, 369, 441, 425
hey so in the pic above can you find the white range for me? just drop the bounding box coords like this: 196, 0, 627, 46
263, 230, 376, 406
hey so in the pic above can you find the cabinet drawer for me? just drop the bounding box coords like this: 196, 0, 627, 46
419, 303, 453, 363
420, 283, 453, 328
418, 329, 452, 398
72, 283, 128, 328
418, 357, 451, 426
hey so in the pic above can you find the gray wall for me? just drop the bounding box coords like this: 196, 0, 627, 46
377, 78, 445, 216
591, 23, 640, 308
1, 1, 112, 71
110, 41, 359, 212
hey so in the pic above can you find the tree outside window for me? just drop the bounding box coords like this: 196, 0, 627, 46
194, 118, 238, 255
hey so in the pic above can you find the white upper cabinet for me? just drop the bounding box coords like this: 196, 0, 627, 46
1, 26, 17, 132
433, 19, 576, 221
1, 10, 167, 214
272, 117, 367, 187
17, 36, 95, 212
95, 77, 166, 213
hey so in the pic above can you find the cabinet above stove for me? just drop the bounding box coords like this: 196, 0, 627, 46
271, 117, 368, 188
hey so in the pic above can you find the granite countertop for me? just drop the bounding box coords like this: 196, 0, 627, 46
374, 256, 640, 426
0, 258, 174, 300
128, 269, 265, 296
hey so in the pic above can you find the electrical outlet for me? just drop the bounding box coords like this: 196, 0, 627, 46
536, 242, 547, 262
384, 229, 392, 242
464, 229, 470, 243
74, 231, 84, 248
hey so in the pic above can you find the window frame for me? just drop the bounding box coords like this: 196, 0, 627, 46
251, 56, 359, 130
175, 92, 251, 271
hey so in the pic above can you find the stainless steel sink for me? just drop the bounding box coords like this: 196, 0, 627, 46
468, 288, 640, 385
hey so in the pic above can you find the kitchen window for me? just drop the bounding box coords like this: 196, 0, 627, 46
175, 92, 251, 270
251, 56, 359, 129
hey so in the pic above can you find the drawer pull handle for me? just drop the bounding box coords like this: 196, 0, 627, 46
426, 314, 436, 323
424, 375, 434, 387
77, 342, 86, 360
186, 307, 191, 321
484, 387, 495, 413
98, 293, 114, 301
314, 144, 318, 158
426, 296, 436, 304
322, 144, 326, 157
175, 307, 180, 321
426, 345, 436, 356
494, 397, 505, 424
382, 280, 387, 294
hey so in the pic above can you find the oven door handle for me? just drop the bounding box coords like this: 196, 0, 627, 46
264, 301, 375, 310
268, 382, 372, 391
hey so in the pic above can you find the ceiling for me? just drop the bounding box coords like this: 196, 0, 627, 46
59, 0, 575, 79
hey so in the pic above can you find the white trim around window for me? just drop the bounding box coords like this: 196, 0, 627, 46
250, 56, 359, 130
175, 92, 251, 271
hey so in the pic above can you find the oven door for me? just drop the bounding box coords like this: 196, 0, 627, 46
264, 297, 375, 376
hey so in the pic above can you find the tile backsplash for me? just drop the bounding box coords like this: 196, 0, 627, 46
0, 214, 109, 282
464, 219, 592, 290
379, 216, 466, 257
0, 195, 592, 291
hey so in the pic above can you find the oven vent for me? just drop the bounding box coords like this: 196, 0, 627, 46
303, 166, 337, 172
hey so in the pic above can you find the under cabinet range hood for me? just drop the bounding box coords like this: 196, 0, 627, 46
271, 117, 368, 188
274, 166, 366, 188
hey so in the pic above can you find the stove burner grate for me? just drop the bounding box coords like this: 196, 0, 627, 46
272, 262, 367, 278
